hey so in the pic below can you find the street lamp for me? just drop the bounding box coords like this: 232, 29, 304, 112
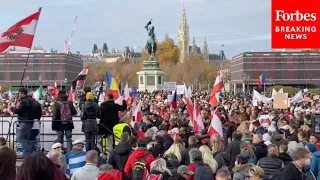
26, 76, 29, 90
38, 75, 42, 87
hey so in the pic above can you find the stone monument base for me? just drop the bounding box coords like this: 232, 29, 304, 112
137, 56, 164, 92
137, 70, 164, 92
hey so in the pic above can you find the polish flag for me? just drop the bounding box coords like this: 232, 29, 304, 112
0, 8, 42, 52
209, 71, 224, 107
193, 99, 205, 134
208, 109, 223, 138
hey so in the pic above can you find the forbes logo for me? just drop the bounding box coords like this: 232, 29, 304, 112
275, 10, 317, 21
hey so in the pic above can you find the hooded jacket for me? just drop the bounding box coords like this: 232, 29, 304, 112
108, 142, 132, 170
123, 147, 155, 178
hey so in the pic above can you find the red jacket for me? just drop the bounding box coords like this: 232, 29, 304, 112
98, 173, 116, 180
124, 148, 155, 178
188, 164, 196, 180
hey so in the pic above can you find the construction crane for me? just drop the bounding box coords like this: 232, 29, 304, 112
64, 16, 78, 54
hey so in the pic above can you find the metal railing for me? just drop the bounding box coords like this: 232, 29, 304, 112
0, 116, 115, 156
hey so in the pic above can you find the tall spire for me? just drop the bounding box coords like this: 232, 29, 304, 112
181, 3, 187, 24
177, 4, 190, 63
191, 36, 197, 54
202, 37, 209, 61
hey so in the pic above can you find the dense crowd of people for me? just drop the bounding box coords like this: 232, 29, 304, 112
0, 86, 320, 180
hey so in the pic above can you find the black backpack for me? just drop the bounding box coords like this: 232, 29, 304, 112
131, 153, 150, 180
194, 164, 213, 180
28, 98, 42, 120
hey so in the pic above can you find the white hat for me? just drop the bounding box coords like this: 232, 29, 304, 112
72, 139, 85, 145
52, 143, 62, 149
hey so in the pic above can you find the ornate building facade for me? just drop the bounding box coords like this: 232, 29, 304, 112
177, 5, 227, 65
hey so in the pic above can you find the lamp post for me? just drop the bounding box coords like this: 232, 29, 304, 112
269, 77, 272, 88
242, 72, 247, 93
38, 75, 42, 87
26, 76, 29, 90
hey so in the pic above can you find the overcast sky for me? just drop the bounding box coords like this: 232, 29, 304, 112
0, 0, 271, 58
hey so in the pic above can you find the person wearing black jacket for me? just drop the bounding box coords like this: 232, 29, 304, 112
108, 132, 132, 180
180, 136, 197, 166
151, 135, 166, 158
15, 88, 41, 156
81, 92, 100, 151
252, 133, 268, 160
99, 94, 127, 151
225, 131, 243, 171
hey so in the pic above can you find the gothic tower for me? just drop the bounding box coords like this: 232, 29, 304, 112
191, 36, 198, 55
202, 37, 209, 61
177, 4, 189, 63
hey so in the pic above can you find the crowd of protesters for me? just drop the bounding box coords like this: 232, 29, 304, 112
0, 86, 320, 180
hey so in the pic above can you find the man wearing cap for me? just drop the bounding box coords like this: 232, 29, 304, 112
168, 165, 194, 180
65, 139, 87, 176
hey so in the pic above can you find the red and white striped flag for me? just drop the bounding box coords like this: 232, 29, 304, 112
193, 99, 204, 134
208, 109, 223, 138
47, 84, 59, 98
209, 71, 224, 107
0, 8, 42, 52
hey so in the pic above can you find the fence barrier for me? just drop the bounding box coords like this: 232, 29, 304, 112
0, 116, 114, 156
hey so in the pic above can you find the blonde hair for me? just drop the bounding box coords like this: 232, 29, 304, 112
150, 158, 172, 175
210, 134, 223, 153
199, 145, 218, 173
163, 143, 183, 162
249, 165, 265, 178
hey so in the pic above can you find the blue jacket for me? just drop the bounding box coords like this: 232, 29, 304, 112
311, 151, 320, 179
65, 150, 86, 176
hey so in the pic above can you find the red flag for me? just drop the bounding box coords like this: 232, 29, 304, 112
47, 84, 59, 98
0, 8, 41, 52
208, 109, 223, 138
193, 99, 205, 134
209, 71, 224, 107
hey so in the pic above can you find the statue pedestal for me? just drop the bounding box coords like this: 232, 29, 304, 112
137, 56, 164, 91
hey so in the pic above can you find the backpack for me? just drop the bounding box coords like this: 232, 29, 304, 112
131, 153, 150, 180
147, 174, 163, 180
58, 101, 72, 124
28, 98, 42, 120
194, 164, 213, 180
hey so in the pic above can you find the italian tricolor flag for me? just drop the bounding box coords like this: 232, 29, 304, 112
33, 86, 43, 100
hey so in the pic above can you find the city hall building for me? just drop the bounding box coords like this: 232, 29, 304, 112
0, 51, 83, 88
231, 51, 320, 92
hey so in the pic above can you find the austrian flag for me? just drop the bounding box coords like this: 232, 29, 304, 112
0, 8, 42, 52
